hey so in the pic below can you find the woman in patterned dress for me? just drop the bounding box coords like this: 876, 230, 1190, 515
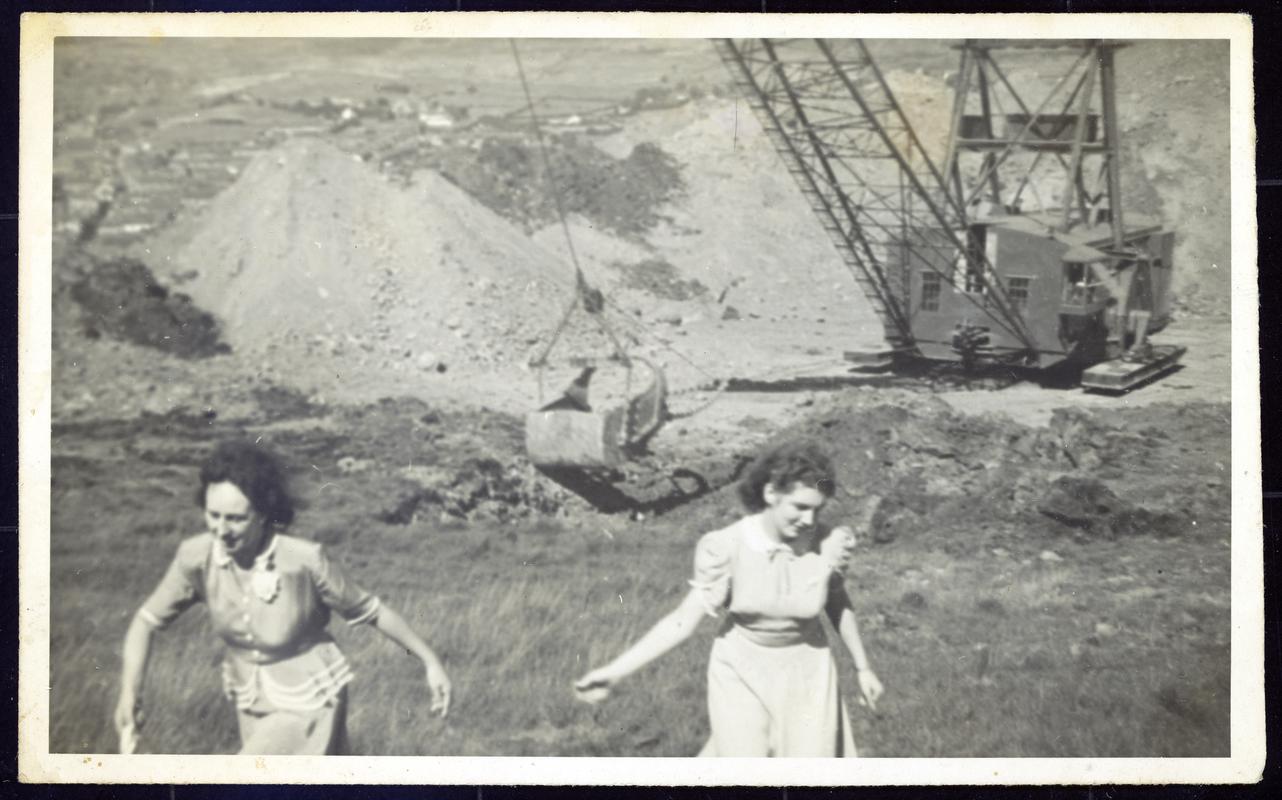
113, 440, 451, 755
575, 440, 883, 757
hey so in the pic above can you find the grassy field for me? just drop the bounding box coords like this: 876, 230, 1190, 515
47, 392, 1231, 757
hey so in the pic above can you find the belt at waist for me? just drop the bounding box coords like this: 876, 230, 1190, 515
725, 617, 826, 648
222, 634, 334, 666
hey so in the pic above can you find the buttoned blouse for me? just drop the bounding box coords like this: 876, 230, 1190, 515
689, 515, 848, 646
139, 533, 381, 711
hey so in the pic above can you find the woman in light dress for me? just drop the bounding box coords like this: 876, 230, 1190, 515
113, 440, 451, 755
575, 441, 884, 757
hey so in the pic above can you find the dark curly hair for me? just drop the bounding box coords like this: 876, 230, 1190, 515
736, 440, 837, 511
195, 440, 295, 529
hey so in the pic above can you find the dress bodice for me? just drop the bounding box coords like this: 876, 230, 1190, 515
689, 515, 846, 645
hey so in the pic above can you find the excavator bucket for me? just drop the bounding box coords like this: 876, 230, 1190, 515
622, 357, 668, 448
525, 359, 668, 473
525, 405, 627, 471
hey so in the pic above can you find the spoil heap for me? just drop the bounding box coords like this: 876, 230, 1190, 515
674, 389, 1225, 549
147, 137, 624, 384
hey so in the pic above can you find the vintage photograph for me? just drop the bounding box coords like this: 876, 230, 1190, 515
18, 12, 1261, 785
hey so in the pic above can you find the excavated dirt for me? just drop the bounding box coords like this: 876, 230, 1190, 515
44, 36, 1236, 516
47, 373, 1231, 541
64, 251, 229, 359
135, 137, 648, 385
665, 391, 1229, 554
52, 39, 1231, 416
47, 37, 1235, 477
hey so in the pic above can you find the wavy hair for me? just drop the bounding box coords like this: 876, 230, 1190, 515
195, 440, 296, 529
736, 440, 837, 511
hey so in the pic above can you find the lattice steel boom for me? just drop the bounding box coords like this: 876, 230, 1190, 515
716, 38, 1040, 360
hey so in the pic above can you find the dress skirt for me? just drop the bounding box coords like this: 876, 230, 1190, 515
223, 639, 356, 755
701, 624, 856, 757
235, 686, 350, 755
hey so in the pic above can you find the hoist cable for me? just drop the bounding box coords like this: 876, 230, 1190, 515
510, 39, 630, 370
508, 39, 724, 390
506, 40, 855, 411
510, 39, 586, 288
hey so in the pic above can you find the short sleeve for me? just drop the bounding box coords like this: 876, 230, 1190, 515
688, 529, 733, 617
310, 545, 381, 626
138, 541, 204, 629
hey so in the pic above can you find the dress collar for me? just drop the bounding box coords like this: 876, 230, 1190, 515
212, 533, 278, 569
745, 515, 798, 560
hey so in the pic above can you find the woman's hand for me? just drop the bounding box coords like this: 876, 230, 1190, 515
424, 658, 452, 717
573, 666, 621, 705
113, 691, 142, 738
117, 613, 155, 751
820, 525, 857, 572
368, 604, 451, 716
574, 591, 709, 706
856, 668, 884, 712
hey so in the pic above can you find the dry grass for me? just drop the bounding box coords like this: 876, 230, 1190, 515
48, 412, 1231, 757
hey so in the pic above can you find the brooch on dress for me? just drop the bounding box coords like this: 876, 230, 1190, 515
250, 552, 280, 603
251, 569, 280, 603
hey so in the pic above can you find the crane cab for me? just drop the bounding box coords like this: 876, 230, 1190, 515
901, 212, 1175, 368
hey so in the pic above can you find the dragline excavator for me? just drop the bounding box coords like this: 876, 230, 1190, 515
716, 38, 1184, 392
523, 37, 1185, 487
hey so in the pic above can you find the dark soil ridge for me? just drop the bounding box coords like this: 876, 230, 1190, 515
53, 381, 1230, 553
63, 249, 229, 359
425, 137, 685, 238
663, 393, 1229, 550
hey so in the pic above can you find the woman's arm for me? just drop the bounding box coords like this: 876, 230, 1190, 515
827, 589, 884, 710
370, 603, 451, 717
575, 588, 709, 702
114, 614, 155, 734
115, 540, 203, 741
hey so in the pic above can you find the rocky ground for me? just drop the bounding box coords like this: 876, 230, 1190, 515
47, 33, 1236, 515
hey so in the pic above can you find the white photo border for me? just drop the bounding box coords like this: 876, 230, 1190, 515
17, 10, 1262, 785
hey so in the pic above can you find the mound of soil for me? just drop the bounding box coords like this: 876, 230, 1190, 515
144, 137, 629, 376
67, 252, 228, 359
1036, 476, 1127, 529
1036, 475, 1187, 540
667, 390, 1226, 550
296, 396, 573, 524
53, 390, 575, 525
